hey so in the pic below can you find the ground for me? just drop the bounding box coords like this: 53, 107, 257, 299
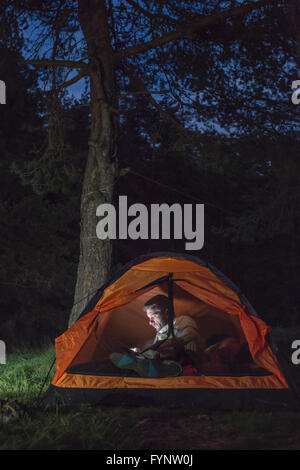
0, 329, 300, 450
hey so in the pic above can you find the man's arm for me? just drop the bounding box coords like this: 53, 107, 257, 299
173, 316, 204, 351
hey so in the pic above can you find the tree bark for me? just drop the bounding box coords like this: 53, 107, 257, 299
69, 0, 118, 326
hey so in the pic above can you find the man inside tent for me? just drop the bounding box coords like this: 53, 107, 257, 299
110, 294, 204, 377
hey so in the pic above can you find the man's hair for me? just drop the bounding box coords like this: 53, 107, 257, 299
143, 295, 169, 314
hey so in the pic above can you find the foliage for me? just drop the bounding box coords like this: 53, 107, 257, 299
0, 48, 88, 349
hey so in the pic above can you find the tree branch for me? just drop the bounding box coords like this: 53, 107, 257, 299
60, 70, 89, 89
116, 0, 281, 59
118, 89, 170, 97
124, 67, 196, 135
146, 93, 193, 135
25, 59, 89, 70
123, 0, 176, 25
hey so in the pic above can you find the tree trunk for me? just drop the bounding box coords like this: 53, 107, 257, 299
69, 0, 118, 326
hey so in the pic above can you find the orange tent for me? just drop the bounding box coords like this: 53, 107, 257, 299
45, 253, 296, 409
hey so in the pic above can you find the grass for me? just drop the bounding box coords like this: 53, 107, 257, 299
0, 348, 56, 404
0, 337, 300, 450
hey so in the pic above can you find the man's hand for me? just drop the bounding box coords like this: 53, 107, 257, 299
184, 341, 197, 353
157, 338, 178, 360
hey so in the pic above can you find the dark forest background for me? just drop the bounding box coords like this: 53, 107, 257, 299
0, 1, 299, 350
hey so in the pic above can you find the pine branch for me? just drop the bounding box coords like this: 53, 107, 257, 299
25, 59, 89, 70
124, 67, 196, 135
123, 0, 176, 25
60, 71, 88, 88
116, 0, 282, 59
118, 89, 170, 97
145, 93, 194, 135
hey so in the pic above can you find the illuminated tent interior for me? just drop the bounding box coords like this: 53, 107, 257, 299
44, 253, 297, 409
69, 283, 248, 370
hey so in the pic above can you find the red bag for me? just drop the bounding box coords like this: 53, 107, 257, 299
183, 365, 199, 376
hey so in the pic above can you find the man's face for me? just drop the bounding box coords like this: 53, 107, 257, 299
146, 308, 167, 331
